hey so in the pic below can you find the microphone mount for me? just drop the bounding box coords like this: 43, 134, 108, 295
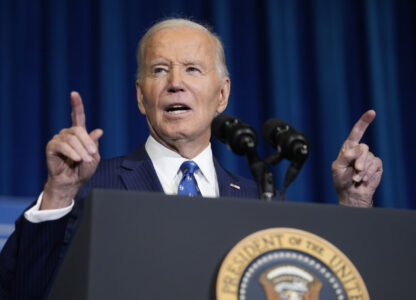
212, 114, 275, 201
262, 118, 310, 200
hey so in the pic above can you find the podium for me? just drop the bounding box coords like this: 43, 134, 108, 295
48, 189, 416, 299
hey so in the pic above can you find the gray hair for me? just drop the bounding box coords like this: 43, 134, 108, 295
136, 18, 229, 83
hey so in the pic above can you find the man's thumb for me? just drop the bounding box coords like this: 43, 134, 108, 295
90, 129, 103, 144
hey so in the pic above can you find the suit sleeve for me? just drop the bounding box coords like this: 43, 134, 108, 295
0, 159, 123, 299
0, 206, 72, 300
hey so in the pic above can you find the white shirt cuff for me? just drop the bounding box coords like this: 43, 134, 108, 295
24, 192, 74, 223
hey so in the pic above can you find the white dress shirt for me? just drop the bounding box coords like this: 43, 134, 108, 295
145, 135, 219, 197
24, 136, 219, 223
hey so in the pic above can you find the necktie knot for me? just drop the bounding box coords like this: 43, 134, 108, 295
180, 160, 199, 175
178, 161, 201, 197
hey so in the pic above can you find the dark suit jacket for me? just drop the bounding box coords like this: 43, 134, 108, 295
0, 144, 259, 299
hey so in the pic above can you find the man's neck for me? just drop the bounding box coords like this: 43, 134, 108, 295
149, 134, 210, 159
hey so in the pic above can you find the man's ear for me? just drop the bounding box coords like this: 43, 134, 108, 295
216, 77, 230, 114
136, 80, 146, 115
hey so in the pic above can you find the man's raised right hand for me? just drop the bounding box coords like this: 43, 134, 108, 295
41, 92, 103, 210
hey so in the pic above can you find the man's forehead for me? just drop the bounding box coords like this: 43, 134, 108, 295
144, 27, 216, 60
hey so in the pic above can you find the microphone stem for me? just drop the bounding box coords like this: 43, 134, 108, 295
242, 137, 276, 201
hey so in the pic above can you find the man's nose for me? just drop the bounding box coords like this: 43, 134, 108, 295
167, 66, 185, 92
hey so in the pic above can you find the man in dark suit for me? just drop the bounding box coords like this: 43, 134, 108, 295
0, 18, 382, 299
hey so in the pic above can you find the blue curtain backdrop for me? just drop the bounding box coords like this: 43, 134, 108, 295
0, 0, 415, 208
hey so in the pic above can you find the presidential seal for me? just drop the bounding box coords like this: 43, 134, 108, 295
216, 228, 369, 300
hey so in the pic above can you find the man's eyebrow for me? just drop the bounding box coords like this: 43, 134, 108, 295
149, 60, 169, 68
182, 60, 205, 67
148, 60, 206, 69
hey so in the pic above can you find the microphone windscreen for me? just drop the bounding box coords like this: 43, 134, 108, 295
262, 118, 288, 148
211, 114, 235, 143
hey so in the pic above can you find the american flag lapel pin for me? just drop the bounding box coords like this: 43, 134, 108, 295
230, 183, 240, 190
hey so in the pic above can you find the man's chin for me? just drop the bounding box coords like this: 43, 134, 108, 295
162, 129, 209, 144
162, 131, 193, 142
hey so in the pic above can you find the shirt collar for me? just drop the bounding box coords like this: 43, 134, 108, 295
145, 135, 215, 183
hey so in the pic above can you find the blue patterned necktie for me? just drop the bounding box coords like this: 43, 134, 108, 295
178, 161, 202, 196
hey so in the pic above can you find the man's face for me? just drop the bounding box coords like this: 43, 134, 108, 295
136, 26, 230, 155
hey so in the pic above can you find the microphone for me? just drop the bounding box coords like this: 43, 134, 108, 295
262, 119, 310, 189
212, 114, 276, 201
262, 118, 309, 162
211, 114, 257, 155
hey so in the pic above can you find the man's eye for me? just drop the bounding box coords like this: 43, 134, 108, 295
186, 66, 201, 73
153, 67, 167, 74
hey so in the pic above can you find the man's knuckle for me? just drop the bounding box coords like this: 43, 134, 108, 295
59, 128, 69, 135
46, 141, 54, 151
67, 135, 78, 144
331, 161, 342, 172
72, 126, 84, 135
343, 149, 354, 159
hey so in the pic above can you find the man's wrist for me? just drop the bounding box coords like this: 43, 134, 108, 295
41, 180, 79, 210
338, 193, 373, 207
24, 192, 74, 223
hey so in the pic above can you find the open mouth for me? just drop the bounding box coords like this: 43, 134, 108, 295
165, 104, 191, 114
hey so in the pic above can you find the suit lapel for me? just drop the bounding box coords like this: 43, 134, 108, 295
214, 158, 246, 198
119, 145, 164, 192
117, 145, 256, 198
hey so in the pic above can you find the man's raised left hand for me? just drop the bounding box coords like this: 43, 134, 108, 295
332, 110, 383, 207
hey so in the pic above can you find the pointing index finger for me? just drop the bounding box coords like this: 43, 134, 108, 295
70, 91, 86, 128
343, 110, 376, 149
